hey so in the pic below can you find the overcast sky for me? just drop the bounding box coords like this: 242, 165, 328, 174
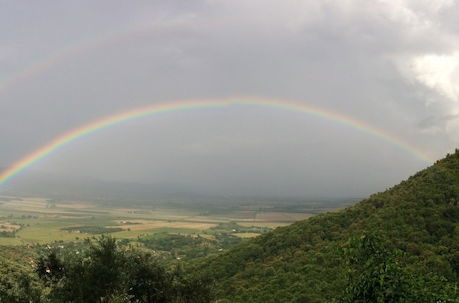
1, 0, 459, 198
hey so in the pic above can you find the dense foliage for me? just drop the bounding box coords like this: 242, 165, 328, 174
3, 151, 459, 301
0, 237, 213, 302
195, 150, 459, 302
35, 236, 214, 302
0, 256, 42, 302
137, 232, 244, 262
339, 233, 458, 303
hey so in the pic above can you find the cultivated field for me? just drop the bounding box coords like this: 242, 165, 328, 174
0, 195, 342, 245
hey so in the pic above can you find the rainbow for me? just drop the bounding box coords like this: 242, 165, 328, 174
0, 97, 433, 186
0, 23, 179, 96
0, 32, 112, 96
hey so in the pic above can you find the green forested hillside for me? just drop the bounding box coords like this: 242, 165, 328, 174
2, 151, 459, 302
196, 150, 459, 302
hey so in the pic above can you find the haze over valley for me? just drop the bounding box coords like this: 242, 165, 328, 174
1, 1, 459, 302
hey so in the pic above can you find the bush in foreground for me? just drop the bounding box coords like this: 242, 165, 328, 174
36, 236, 214, 303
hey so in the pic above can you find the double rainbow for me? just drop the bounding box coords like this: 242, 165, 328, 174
0, 97, 433, 186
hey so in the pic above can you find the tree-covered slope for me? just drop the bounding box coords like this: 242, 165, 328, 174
197, 150, 459, 302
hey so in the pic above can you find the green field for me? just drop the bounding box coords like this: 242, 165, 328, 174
0, 195, 335, 246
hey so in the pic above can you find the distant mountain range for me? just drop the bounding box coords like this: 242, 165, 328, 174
0, 170, 357, 208
1, 172, 220, 204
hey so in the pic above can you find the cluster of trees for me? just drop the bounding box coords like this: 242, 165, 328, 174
1, 230, 459, 302
210, 222, 271, 234
0, 230, 16, 238
193, 150, 459, 302
137, 232, 245, 262
35, 236, 214, 302
3, 151, 459, 301
139, 234, 207, 252
0, 223, 23, 238
60, 226, 123, 234
0, 236, 214, 302
339, 233, 458, 303
0, 257, 42, 301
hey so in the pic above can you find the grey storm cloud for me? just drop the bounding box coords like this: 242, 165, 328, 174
1, 0, 459, 198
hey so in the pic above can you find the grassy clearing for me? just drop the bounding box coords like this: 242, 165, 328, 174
0, 237, 23, 245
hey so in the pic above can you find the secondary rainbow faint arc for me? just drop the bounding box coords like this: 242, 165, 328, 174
0, 22, 182, 96
0, 97, 433, 185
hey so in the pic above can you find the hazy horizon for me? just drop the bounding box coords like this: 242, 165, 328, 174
2, 1, 459, 198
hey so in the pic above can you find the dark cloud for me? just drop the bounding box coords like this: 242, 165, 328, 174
1, 0, 458, 198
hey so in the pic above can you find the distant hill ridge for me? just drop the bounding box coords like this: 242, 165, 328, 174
197, 150, 459, 302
